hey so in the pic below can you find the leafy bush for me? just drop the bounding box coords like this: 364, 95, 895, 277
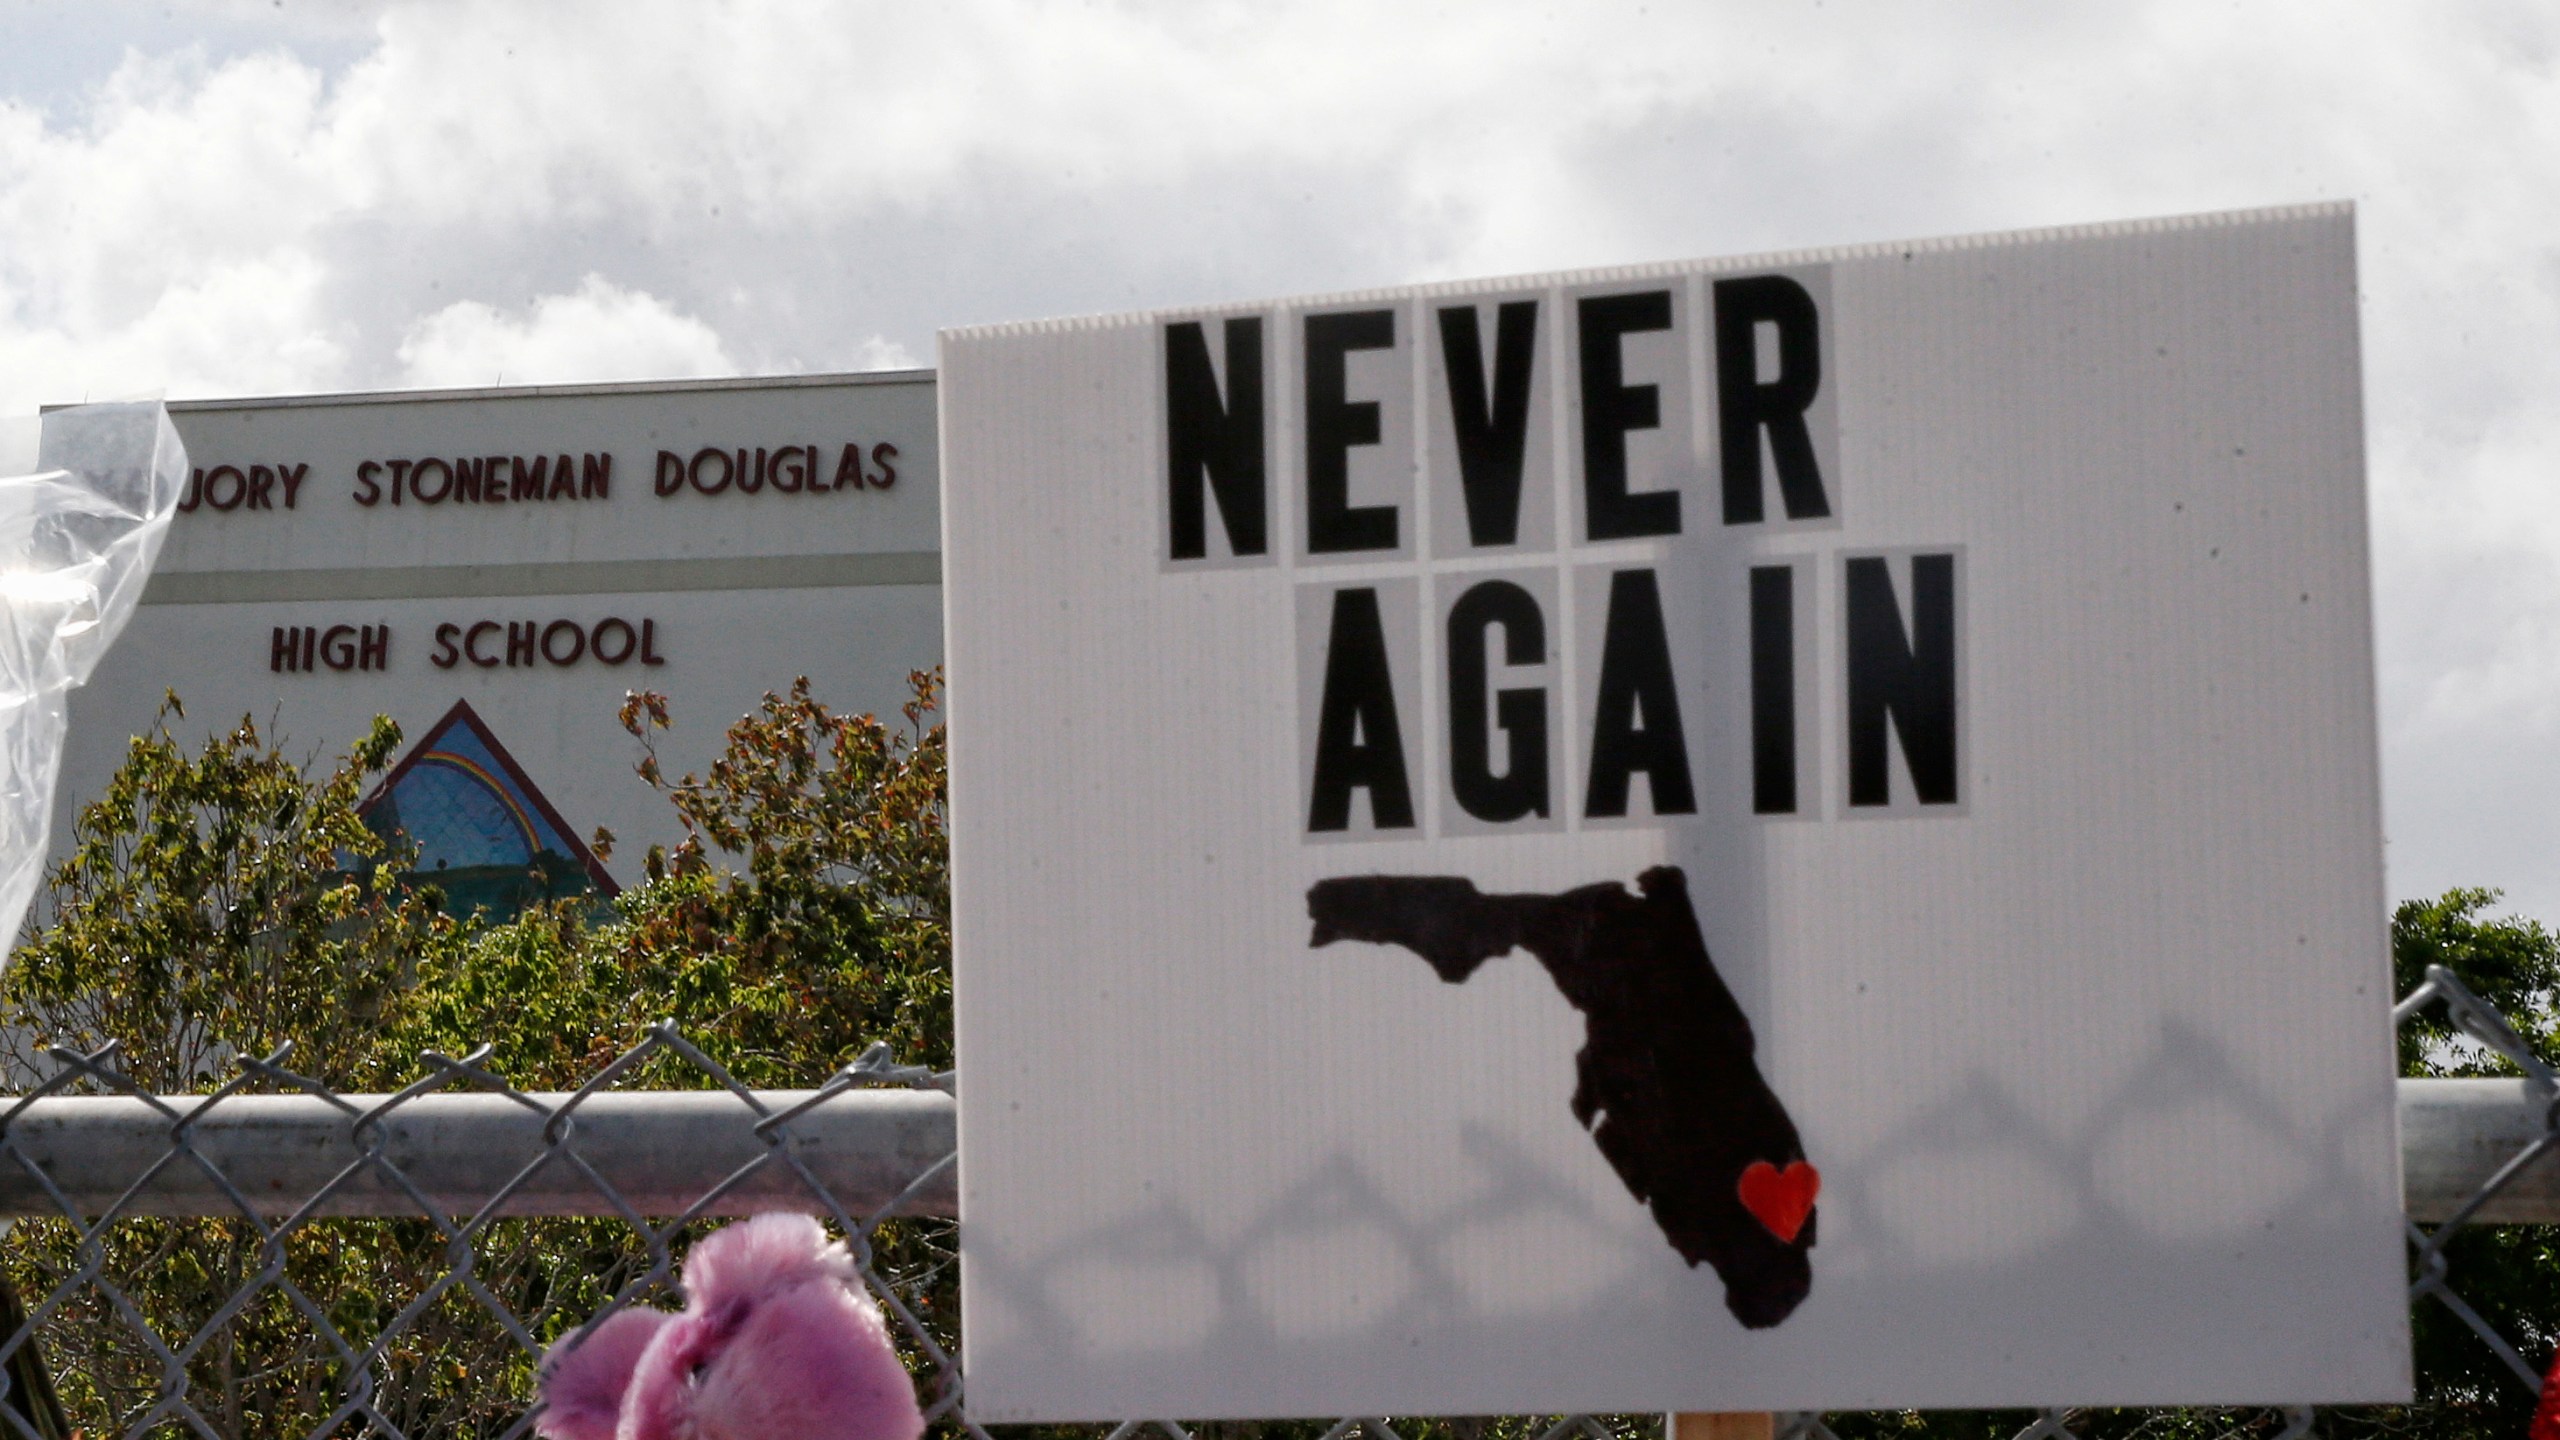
0, 673, 949, 1437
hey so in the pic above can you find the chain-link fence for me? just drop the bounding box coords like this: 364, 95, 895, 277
0, 963, 2546, 1440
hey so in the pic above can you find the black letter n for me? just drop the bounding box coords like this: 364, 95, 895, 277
1166, 317, 1267, 561
1846, 553, 1960, 807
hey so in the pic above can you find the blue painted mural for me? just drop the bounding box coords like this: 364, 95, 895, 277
358, 699, 614, 918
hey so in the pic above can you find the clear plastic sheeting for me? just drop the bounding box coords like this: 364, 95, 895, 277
0, 402, 186, 961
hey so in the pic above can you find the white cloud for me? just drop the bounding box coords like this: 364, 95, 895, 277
847, 334, 919, 371
0, 250, 346, 407
395, 275, 733, 388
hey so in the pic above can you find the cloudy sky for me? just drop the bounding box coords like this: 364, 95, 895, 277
5, 0, 2558, 918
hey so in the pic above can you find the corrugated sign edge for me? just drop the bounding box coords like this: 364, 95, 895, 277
938, 200, 2354, 342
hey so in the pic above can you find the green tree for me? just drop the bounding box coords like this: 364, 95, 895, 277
388, 673, 950, 1089
0, 698, 485, 1434
0, 673, 953, 1438
1, 696, 464, 1091
2378, 887, 2560, 1438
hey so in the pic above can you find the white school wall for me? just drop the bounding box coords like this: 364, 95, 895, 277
54, 372, 944, 892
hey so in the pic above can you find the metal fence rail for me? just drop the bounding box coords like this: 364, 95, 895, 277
2, 1079, 2541, 1225
0, 1086, 957, 1220
0, 964, 2544, 1439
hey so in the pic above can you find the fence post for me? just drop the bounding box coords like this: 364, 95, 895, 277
1672, 1413, 1773, 1440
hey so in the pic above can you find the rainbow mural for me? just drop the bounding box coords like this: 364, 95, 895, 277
358, 699, 615, 918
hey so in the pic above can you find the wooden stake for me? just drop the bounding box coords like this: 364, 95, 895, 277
1671, 1414, 1774, 1440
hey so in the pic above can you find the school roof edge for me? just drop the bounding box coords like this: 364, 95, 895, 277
41, 366, 937, 416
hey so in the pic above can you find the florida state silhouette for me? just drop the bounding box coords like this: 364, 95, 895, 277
1306, 864, 1817, 1328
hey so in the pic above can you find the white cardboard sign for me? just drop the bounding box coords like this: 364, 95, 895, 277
941, 205, 2407, 1420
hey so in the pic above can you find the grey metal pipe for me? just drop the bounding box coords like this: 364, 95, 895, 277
2401, 1076, 2560, 1224
0, 1079, 2546, 1226
0, 1088, 958, 1221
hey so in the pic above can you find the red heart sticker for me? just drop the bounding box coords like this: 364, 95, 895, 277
1737, 1159, 1820, 1244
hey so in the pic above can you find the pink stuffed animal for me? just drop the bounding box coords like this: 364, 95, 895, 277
536, 1213, 927, 1440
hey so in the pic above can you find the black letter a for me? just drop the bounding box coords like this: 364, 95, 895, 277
1584, 569, 1697, 819
1308, 588, 1416, 832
